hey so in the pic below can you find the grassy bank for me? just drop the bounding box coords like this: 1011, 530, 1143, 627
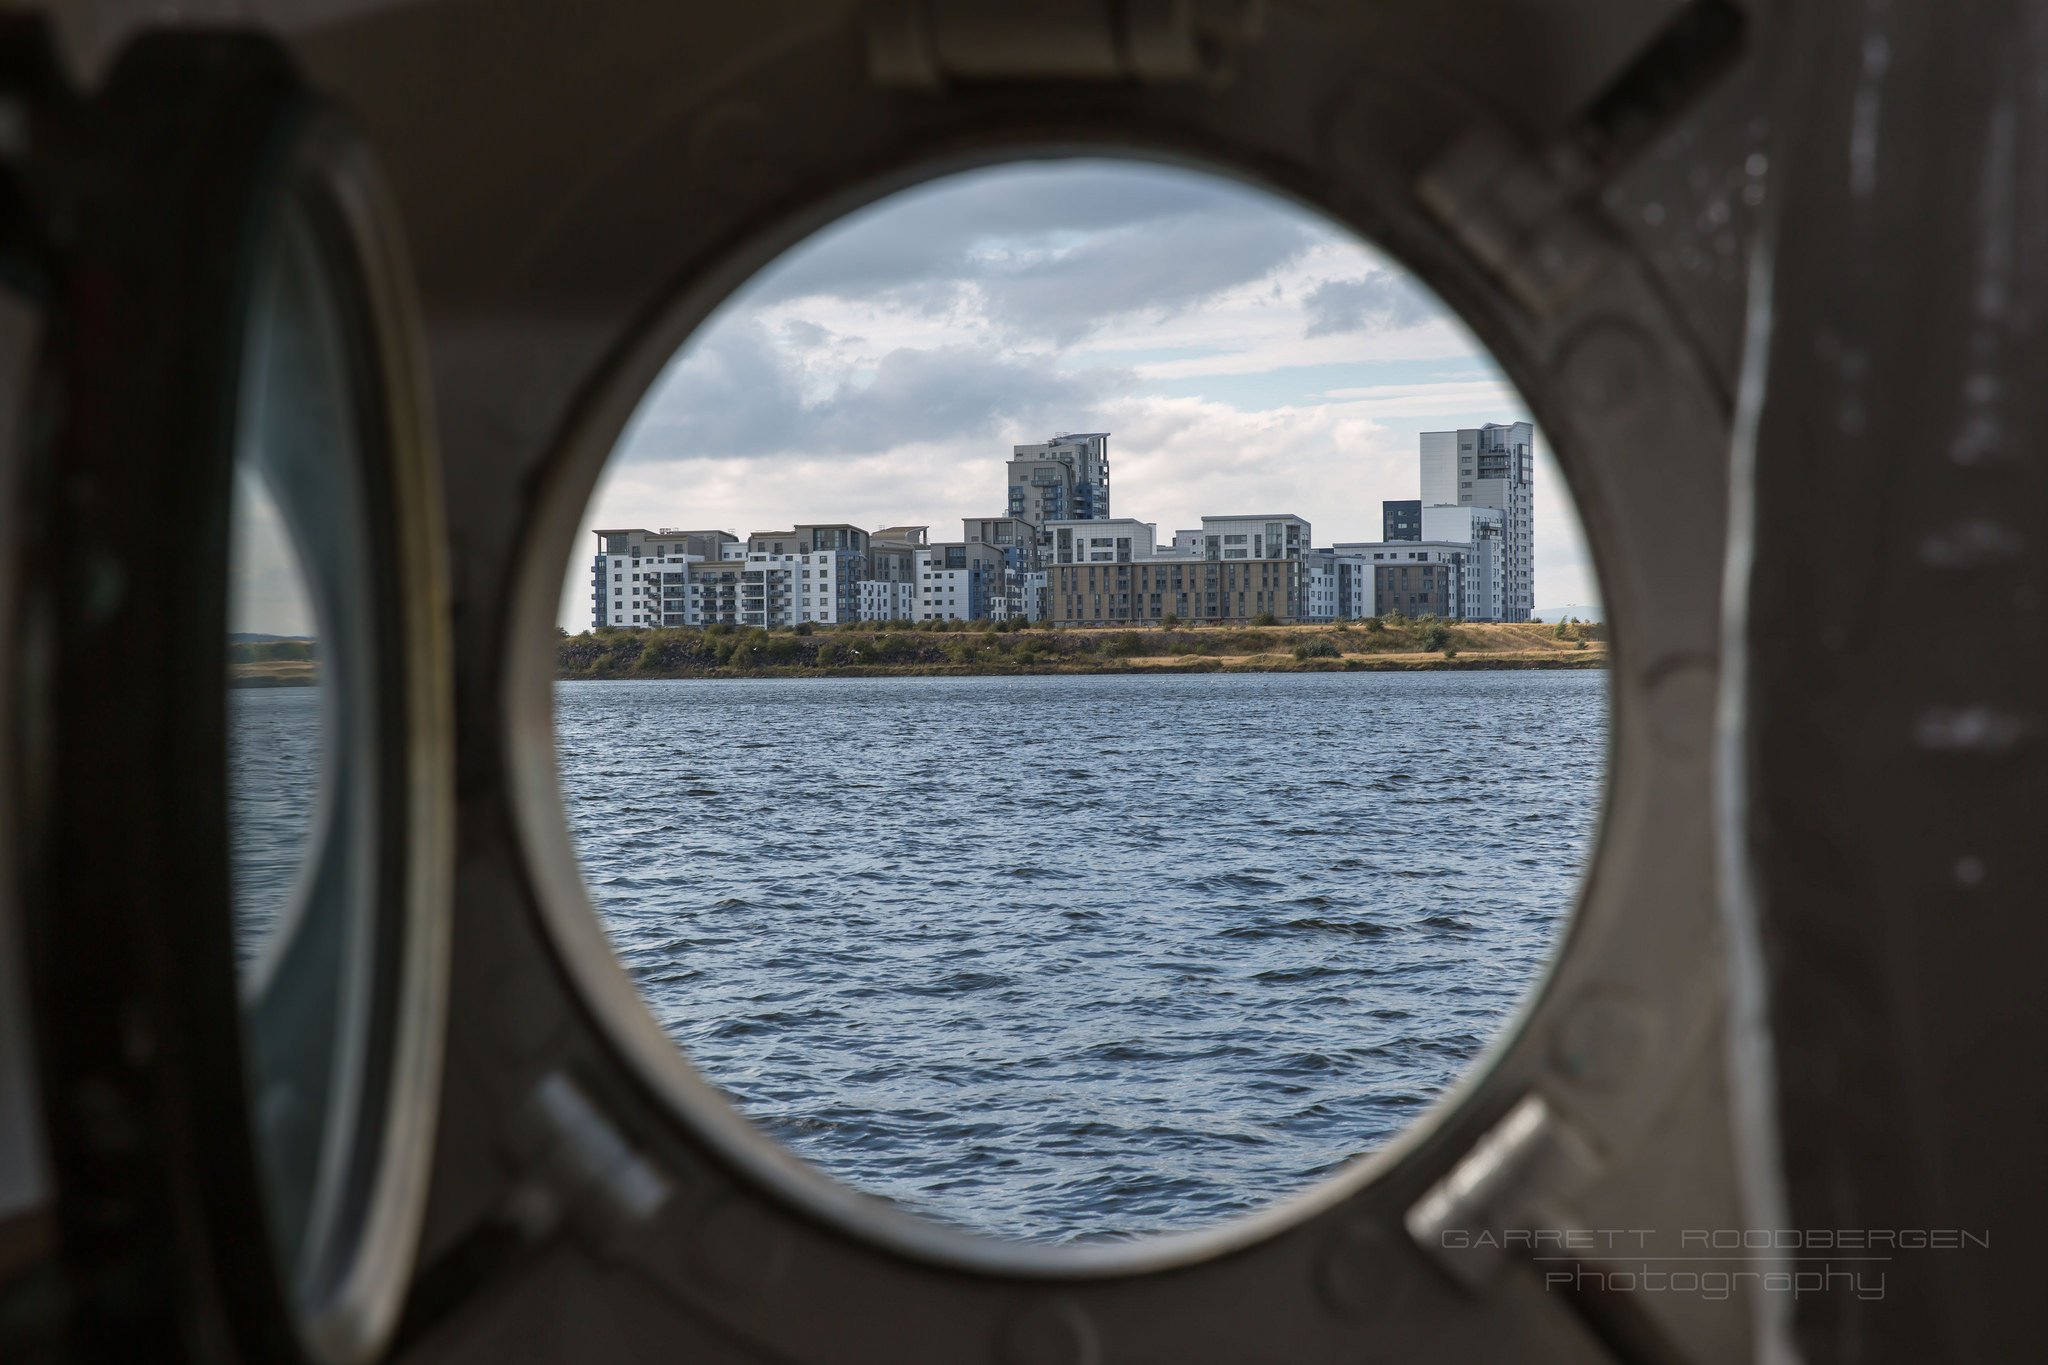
557, 619, 1607, 680
229, 640, 318, 688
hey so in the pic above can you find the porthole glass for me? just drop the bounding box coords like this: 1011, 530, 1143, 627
228, 458, 323, 970
551, 159, 1607, 1244
231, 179, 384, 1293
220, 118, 450, 1360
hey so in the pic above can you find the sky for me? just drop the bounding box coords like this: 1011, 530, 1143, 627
230, 464, 315, 638
555, 157, 1599, 628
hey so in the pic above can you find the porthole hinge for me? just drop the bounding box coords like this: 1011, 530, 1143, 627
1404, 1092, 1603, 1292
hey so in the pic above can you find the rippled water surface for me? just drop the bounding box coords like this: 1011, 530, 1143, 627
553, 670, 1607, 1242
228, 687, 323, 969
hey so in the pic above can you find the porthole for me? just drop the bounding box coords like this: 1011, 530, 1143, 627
513, 156, 1609, 1264
222, 118, 452, 1362
16, 40, 452, 1362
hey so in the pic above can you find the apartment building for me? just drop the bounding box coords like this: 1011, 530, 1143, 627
1020, 569, 1047, 623
1007, 431, 1111, 526
1383, 499, 1422, 541
1044, 517, 1157, 564
747, 523, 870, 557
858, 579, 916, 622
1303, 548, 1376, 622
1048, 554, 1302, 625
868, 525, 927, 589
1375, 556, 1457, 617
918, 541, 1007, 621
590, 527, 737, 628
1334, 541, 1479, 618
682, 560, 739, 627
1195, 514, 1308, 562
1419, 421, 1533, 621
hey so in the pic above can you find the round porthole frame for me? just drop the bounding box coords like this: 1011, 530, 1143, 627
500, 136, 1662, 1282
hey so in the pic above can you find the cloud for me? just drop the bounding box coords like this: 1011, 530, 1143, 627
1301, 271, 1436, 337
977, 213, 1313, 342
744, 160, 1318, 345
616, 322, 1131, 461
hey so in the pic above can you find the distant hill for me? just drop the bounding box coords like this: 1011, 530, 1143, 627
1531, 605, 1602, 623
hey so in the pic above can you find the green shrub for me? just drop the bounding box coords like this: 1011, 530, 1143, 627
1250, 610, 1277, 626
1108, 631, 1143, 657
1160, 612, 1180, 628
794, 621, 814, 636
1416, 621, 1451, 651
1364, 616, 1385, 633
814, 643, 842, 666
1293, 637, 1340, 659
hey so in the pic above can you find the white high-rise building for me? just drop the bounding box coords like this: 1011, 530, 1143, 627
1418, 421, 1533, 621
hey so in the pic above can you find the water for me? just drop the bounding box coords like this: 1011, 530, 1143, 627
554, 670, 1607, 1243
228, 687, 324, 971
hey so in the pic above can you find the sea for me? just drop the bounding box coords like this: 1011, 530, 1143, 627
553, 670, 1608, 1243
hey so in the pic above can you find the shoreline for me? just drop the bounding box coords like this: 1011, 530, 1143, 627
558, 621, 1607, 681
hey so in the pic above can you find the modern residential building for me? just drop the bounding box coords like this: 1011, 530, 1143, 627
747, 523, 870, 557
683, 560, 740, 627
1304, 547, 1377, 622
868, 525, 927, 588
1421, 505, 1507, 621
1334, 540, 1483, 619
858, 579, 916, 622
1048, 553, 1303, 625
739, 525, 869, 625
1007, 431, 1111, 527
1020, 569, 1047, 622
1194, 514, 1309, 562
963, 516, 1040, 564
1044, 517, 1157, 564
964, 515, 1044, 617
1383, 499, 1421, 541
737, 556, 795, 628
590, 527, 738, 628
918, 541, 1007, 621
1375, 556, 1458, 617
1420, 421, 1532, 620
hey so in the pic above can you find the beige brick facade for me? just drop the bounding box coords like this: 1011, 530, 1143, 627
1049, 558, 1301, 625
